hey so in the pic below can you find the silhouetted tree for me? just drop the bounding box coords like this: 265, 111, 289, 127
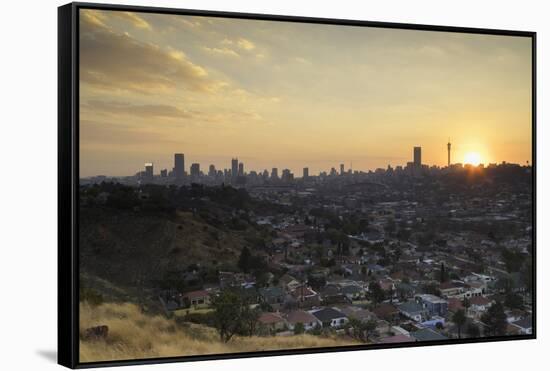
238, 246, 252, 273
452, 309, 467, 339
481, 301, 507, 336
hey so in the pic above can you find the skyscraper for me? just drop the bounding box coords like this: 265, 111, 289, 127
174, 153, 185, 179
340, 163, 345, 175
447, 139, 451, 167
231, 158, 238, 178
303, 167, 309, 179
238, 162, 244, 176
413, 146, 422, 167
281, 169, 293, 182
271, 168, 279, 180
208, 164, 216, 177
144, 163, 154, 179
190, 163, 200, 177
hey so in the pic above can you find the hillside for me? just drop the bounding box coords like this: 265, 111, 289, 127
79, 184, 278, 299
80, 302, 358, 362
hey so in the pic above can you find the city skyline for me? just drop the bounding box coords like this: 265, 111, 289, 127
79, 9, 532, 177
102, 142, 529, 181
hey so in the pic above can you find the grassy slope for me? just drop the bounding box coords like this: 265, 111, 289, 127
80, 302, 358, 362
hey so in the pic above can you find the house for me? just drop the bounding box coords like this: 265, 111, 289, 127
439, 281, 466, 297
421, 316, 445, 329
411, 328, 448, 341
341, 284, 364, 301
378, 278, 395, 292
511, 316, 532, 335
396, 282, 417, 300
415, 294, 448, 317
278, 273, 301, 291
291, 285, 321, 308
467, 296, 492, 319
310, 307, 348, 328
259, 287, 285, 305
183, 290, 210, 309
398, 301, 427, 322
372, 303, 400, 323
258, 312, 287, 334
285, 310, 321, 331
340, 306, 375, 323
447, 297, 465, 313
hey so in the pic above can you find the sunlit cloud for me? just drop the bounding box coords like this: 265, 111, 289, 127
80, 10, 222, 94
82, 100, 195, 119
202, 46, 240, 57
111, 11, 152, 30
237, 38, 255, 50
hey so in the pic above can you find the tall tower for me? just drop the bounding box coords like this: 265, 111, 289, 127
447, 138, 451, 167
231, 158, 238, 177
413, 146, 421, 168
174, 153, 185, 179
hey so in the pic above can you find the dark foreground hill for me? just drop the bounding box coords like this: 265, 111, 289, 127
79, 183, 279, 302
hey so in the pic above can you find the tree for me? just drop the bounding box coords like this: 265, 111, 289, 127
466, 323, 481, 338
348, 318, 377, 342
504, 292, 524, 310
211, 290, 256, 342
368, 282, 386, 305
481, 301, 507, 336
452, 309, 467, 339
241, 305, 261, 336
294, 322, 305, 335
501, 249, 525, 273
439, 262, 448, 283
238, 246, 252, 273
364, 319, 378, 341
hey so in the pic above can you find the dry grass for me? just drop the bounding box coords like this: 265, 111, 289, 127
79, 302, 357, 362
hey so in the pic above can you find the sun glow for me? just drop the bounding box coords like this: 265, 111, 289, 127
464, 152, 482, 166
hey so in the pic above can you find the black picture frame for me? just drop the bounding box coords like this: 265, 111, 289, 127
58, 2, 537, 369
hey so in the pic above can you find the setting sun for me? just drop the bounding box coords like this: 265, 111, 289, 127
464, 152, 482, 166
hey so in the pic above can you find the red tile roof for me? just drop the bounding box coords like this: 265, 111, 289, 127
258, 312, 285, 324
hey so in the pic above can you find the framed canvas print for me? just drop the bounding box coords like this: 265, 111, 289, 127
58, 2, 536, 368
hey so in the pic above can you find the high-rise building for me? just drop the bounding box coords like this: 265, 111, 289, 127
190, 163, 200, 177
281, 169, 293, 182
238, 162, 244, 176
413, 146, 422, 167
303, 167, 309, 179
174, 153, 185, 179
144, 163, 154, 179
271, 168, 279, 180
208, 164, 216, 177
447, 139, 451, 167
160, 169, 167, 177
340, 163, 345, 175
231, 158, 238, 178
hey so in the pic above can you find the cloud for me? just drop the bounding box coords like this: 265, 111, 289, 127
80, 10, 222, 94
111, 11, 152, 30
294, 57, 312, 65
202, 46, 240, 57
237, 38, 255, 50
221, 37, 255, 51
82, 100, 195, 119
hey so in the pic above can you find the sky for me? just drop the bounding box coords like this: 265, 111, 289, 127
79, 9, 532, 177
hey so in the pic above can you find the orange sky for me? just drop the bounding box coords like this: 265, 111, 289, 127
79, 9, 533, 177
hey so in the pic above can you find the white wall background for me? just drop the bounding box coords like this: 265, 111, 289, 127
0, 0, 547, 369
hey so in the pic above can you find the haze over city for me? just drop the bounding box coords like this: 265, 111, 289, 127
79, 9, 532, 177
